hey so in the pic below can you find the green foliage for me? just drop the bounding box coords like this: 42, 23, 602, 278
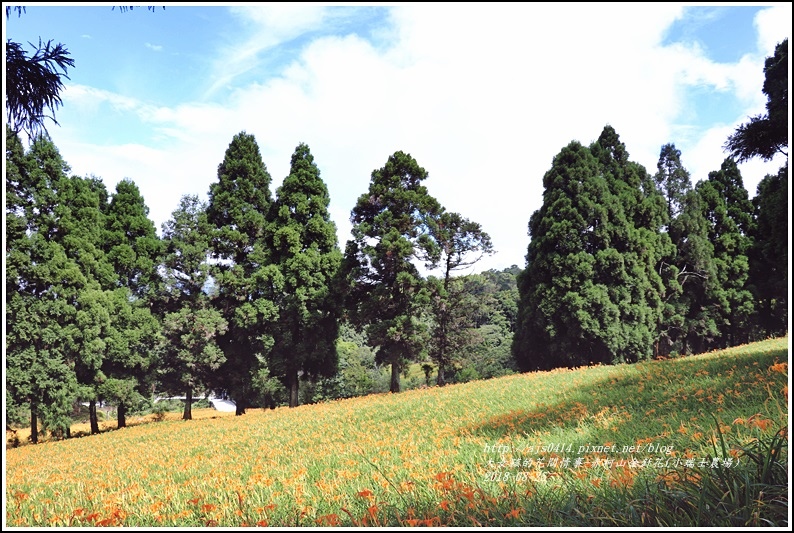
207, 132, 278, 413
424, 211, 494, 385
514, 127, 668, 370
159, 194, 227, 419
268, 143, 342, 407
748, 163, 788, 338
695, 158, 755, 349
344, 151, 441, 392
105, 178, 163, 298
724, 39, 788, 163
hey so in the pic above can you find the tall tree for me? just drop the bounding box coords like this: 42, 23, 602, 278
266, 143, 342, 407
158, 195, 227, 420
5, 131, 82, 441
101, 178, 163, 428
748, 163, 788, 338
513, 127, 668, 371
424, 211, 494, 385
695, 158, 756, 349
724, 39, 788, 162
207, 132, 279, 414
344, 151, 441, 392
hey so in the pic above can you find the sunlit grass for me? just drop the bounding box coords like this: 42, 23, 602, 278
5, 337, 788, 526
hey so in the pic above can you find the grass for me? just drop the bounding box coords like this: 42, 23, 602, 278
4, 337, 789, 527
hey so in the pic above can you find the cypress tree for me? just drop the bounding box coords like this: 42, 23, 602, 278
207, 132, 278, 414
344, 151, 441, 392
268, 143, 342, 407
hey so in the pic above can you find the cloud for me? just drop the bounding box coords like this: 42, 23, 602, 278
201, 4, 330, 98
145, 42, 163, 52
47, 5, 791, 273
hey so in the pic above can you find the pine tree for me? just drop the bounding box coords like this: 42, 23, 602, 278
748, 163, 788, 337
207, 132, 278, 414
424, 211, 494, 385
5, 131, 82, 441
159, 195, 227, 420
267, 143, 342, 407
513, 127, 668, 370
344, 151, 441, 392
695, 158, 756, 348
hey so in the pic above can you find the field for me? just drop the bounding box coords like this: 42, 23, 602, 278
4, 337, 789, 527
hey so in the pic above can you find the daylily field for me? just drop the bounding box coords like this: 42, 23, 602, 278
4, 337, 789, 527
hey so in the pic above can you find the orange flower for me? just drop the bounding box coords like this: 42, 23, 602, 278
505, 508, 522, 519
316, 514, 341, 526
356, 489, 374, 499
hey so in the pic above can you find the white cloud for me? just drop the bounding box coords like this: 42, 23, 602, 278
46, 4, 792, 274
145, 42, 163, 52
202, 4, 330, 98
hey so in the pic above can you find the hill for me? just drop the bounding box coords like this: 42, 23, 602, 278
4, 337, 789, 527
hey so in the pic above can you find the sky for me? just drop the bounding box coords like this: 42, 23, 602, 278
3, 3, 791, 275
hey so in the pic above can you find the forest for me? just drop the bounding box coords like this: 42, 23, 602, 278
4, 39, 788, 445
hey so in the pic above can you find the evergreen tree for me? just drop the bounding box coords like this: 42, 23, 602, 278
652, 144, 716, 356
100, 178, 163, 428
344, 151, 441, 392
105, 178, 163, 299
5, 131, 81, 441
513, 127, 668, 371
748, 163, 788, 338
424, 211, 494, 385
207, 132, 279, 414
695, 158, 756, 348
267, 143, 342, 407
725, 39, 788, 162
159, 195, 227, 420
654, 144, 692, 225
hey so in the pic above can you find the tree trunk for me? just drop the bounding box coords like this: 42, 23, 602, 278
117, 403, 127, 428
30, 405, 38, 444
288, 370, 299, 408
437, 363, 446, 387
235, 397, 246, 416
390, 362, 401, 393
89, 399, 100, 434
183, 386, 193, 420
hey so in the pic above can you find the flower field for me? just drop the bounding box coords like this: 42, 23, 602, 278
4, 337, 789, 527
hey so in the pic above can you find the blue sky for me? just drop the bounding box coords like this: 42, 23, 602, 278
3, 3, 791, 274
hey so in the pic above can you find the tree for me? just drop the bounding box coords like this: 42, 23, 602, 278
695, 158, 755, 349
5, 6, 74, 139
5, 130, 82, 441
654, 144, 692, 225
724, 39, 788, 162
267, 143, 342, 407
513, 127, 668, 371
344, 151, 441, 392
157, 195, 227, 420
99, 178, 163, 428
424, 212, 494, 385
5, 6, 161, 139
748, 163, 788, 338
207, 132, 279, 414
652, 144, 717, 356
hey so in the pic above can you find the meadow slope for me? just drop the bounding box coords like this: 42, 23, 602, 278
4, 337, 789, 527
